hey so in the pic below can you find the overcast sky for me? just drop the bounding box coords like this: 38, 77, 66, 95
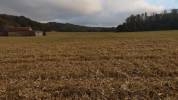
0, 0, 178, 27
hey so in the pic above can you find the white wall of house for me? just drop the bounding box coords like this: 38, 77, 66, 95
35, 31, 43, 36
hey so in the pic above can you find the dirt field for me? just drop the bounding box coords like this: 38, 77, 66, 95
0, 31, 178, 99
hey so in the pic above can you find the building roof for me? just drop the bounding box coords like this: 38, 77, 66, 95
8, 27, 32, 32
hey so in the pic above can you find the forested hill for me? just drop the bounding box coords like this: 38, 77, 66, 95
0, 14, 115, 32
116, 9, 178, 32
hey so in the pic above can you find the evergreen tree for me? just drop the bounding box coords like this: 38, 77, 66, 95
117, 9, 178, 32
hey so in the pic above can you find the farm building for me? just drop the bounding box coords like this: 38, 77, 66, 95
35, 31, 46, 36
8, 27, 35, 36
0, 27, 46, 36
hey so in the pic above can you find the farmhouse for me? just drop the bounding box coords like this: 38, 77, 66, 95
35, 31, 46, 36
8, 27, 35, 36
0, 27, 46, 36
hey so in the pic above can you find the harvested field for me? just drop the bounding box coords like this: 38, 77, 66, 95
0, 31, 178, 99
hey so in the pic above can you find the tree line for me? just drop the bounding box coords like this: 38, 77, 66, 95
116, 9, 178, 32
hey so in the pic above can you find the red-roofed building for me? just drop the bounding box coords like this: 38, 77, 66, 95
0, 27, 46, 36
8, 27, 32, 32
8, 27, 35, 36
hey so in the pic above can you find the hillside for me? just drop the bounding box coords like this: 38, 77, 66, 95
0, 14, 115, 32
117, 9, 178, 32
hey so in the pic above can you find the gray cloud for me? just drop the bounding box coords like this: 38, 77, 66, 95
0, 0, 163, 26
